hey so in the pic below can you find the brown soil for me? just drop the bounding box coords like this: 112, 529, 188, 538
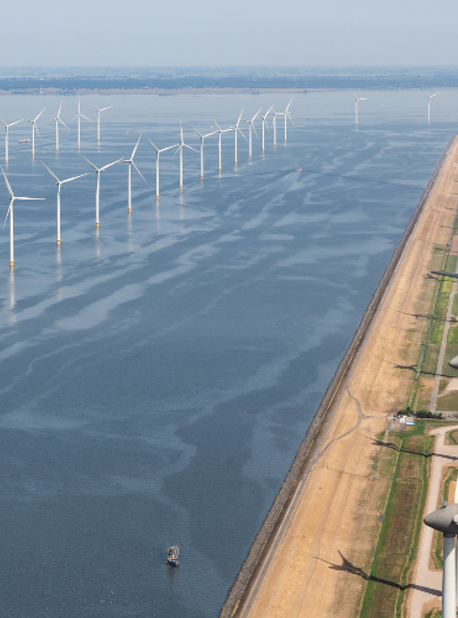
230, 137, 458, 618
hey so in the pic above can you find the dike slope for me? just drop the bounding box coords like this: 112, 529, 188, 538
219, 135, 458, 618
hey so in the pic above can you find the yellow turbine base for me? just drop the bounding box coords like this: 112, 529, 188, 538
9, 261, 14, 268
180, 185, 183, 190
5, 160, 8, 164
249, 155, 252, 158
218, 168, 222, 172
201, 176, 204, 180
96, 222, 100, 228
128, 208, 132, 214
57, 239, 61, 246
156, 196, 159, 200
235, 161, 237, 165
32, 153, 35, 157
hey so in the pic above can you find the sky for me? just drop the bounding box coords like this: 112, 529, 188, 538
3, 0, 458, 67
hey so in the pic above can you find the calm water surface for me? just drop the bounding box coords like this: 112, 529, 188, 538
0, 90, 456, 617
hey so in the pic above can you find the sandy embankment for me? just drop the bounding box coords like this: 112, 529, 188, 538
219, 136, 458, 618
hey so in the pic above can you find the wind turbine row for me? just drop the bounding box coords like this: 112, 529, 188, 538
1, 102, 296, 267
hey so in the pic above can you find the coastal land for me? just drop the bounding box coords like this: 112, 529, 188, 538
219, 135, 458, 618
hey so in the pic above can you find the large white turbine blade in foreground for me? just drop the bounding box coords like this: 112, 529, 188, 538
1, 166, 44, 267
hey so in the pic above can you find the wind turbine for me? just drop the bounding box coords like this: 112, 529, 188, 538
1, 166, 44, 268
194, 129, 216, 179
72, 98, 92, 148
41, 162, 87, 245
259, 105, 273, 152
175, 123, 198, 190
212, 120, 232, 172
80, 155, 122, 228
277, 99, 293, 142
245, 109, 261, 158
354, 94, 368, 126
51, 102, 70, 152
94, 104, 113, 142
123, 135, 147, 213
26, 109, 45, 157
230, 109, 246, 164
426, 92, 440, 123
424, 504, 458, 618
0, 118, 24, 164
146, 136, 178, 200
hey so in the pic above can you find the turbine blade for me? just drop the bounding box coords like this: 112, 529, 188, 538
184, 144, 198, 153
2, 202, 12, 232
61, 172, 88, 184
80, 154, 98, 171
100, 158, 123, 171
16, 197, 45, 201
81, 114, 93, 122
41, 161, 60, 183
131, 134, 142, 159
59, 118, 70, 130
146, 135, 159, 151
132, 161, 147, 184
1, 166, 13, 197
35, 108, 45, 122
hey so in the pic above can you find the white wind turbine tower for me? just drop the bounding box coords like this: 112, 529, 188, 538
245, 109, 261, 158
259, 105, 273, 152
1, 166, 44, 268
354, 94, 368, 126
94, 104, 113, 142
278, 99, 293, 142
194, 129, 216, 179
51, 102, 70, 152
27, 109, 45, 157
0, 118, 24, 164
175, 123, 198, 190
80, 155, 122, 228
123, 135, 147, 213
426, 92, 440, 123
272, 109, 281, 146
72, 99, 92, 148
146, 136, 179, 200
212, 120, 232, 172
230, 110, 246, 164
41, 162, 87, 245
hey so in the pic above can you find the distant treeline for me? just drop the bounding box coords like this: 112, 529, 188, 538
4, 74, 458, 92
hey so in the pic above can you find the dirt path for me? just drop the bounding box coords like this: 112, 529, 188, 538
229, 139, 458, 618
409, 427, 458, 617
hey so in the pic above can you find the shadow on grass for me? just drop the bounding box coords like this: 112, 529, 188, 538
372, 440, 458, 462
317, 551, 440, 596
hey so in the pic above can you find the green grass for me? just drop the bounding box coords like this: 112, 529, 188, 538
448, 429, 458, 444
436, 391, 458, 411
360, 423, 433, 618
448, 326, 458, 344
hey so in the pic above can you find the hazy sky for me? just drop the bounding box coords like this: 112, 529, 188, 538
3, 0, 458, 67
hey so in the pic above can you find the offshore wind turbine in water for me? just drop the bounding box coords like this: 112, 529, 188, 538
213, 120, 232, 172
231, 110, 245, 164
354, 94, 367, 126
276, 99, 293, 142
194, 129, 216, 179
147, 136, 178, 200
259, 105, 273, 152
73, 99, 92, 148
1, 166, 44, 268
51, 102, 70, 152
26, 109, 45, 158
0, 117, 23, 164
80, 155, 122, 228
245, 109, 261, 158
427, 92, 440, 123
123, 135, 147, 213
94, 104, 113, 142
175, 123, 198, 190
41, 162, 87, 245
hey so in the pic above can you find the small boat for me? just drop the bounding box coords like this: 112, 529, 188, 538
166, 545, 179, 567
18, 139, 31, 144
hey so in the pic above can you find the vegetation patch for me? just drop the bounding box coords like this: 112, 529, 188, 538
436, 391, 458, 411
432, 467, 458, 569
360, 423, 433, 618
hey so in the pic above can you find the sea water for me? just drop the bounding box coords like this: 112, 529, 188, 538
0, 89, 456, 617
